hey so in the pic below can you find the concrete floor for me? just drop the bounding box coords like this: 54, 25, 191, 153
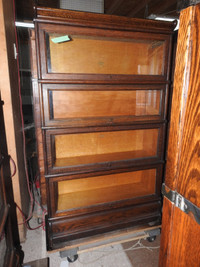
22, 217, 160, 267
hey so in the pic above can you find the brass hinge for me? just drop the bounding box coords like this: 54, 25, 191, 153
162, 183, 200, 225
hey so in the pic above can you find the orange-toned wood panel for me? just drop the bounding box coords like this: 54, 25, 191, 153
51, 90, 161, 119
167, 206, 200, 267
160, 198, 200, 267
165, 5, 200, 206
159, 198, 174, 266
165, 5, 197, 190
174, 5, 200, 207
54, 129, 158, 164
0, 0, 29, 240
48, 34, 164, 75
57, 169, 156, 210
159, 4, 200, 267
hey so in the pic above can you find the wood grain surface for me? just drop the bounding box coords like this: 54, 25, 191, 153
159, 4, 200, 267
48, 201, 161, 250
175, 5, 200, 206
165, 4, 200, 205
36, 6, 176, 34
160, 198, 200, 267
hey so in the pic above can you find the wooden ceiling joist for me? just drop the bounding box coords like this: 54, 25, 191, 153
149, 0, 177, 16
105, 0, 125, 14
126, 0, 152, 18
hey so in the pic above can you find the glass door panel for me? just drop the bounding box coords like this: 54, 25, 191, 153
51, 90, 161, 119
42, 84, 166, 127
54, 128, 159, 168
46, 33, 165, 76
57, 169, 156, 211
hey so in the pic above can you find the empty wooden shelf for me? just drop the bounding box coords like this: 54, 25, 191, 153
30, 7, 176, 250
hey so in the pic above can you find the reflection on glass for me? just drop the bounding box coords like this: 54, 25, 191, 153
54, 128, 158, 168
57, 169, 156, 211
46, 33, 165, 75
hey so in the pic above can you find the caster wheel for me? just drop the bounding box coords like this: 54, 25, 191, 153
147, 236, 156, 242
67, 254, 78, 263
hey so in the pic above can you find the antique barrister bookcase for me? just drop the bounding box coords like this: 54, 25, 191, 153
30, 7, 176, 250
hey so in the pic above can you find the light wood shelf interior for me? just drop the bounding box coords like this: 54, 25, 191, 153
57, 169, 156, 211
54, 129, 158, 167
50, 90, 161, 119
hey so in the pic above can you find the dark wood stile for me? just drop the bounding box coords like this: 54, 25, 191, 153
30, 30, 47, 202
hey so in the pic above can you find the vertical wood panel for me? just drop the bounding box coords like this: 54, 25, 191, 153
159, 4, 200, 266
160, 198, 200, 267
0, 0, 29, 241
175, 5, 200, 207
164, 6, 196, 190
159, 198, 174, 267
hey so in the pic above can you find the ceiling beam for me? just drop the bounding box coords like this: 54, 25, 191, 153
126, 0, 152, 17
149, 0, 177, 15
126, 0, 177, 18
105, 0, 125, 14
